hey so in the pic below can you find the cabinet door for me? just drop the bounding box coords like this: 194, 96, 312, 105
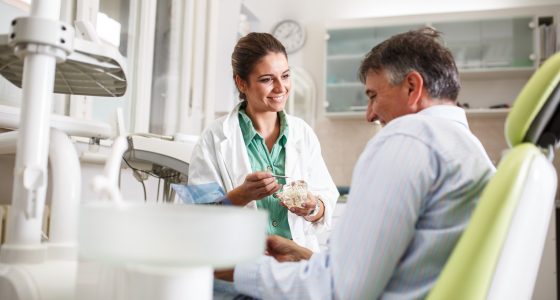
325, 55, 365, 113
325, 16, 540, 115
433, 17, 535, 111
325, 25, 421, 114
326, 27, 372, 113
434, 21, 483, 69
433, 17, 534, 70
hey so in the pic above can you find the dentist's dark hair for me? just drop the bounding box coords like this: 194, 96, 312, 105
358, 27, 460, 101
232, 32, 288, 100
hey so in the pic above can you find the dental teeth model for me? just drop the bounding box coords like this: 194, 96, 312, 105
277, 180, 308, 209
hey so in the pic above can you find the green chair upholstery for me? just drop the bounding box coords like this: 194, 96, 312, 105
507, 53, 560, 148
428, 52, 560, 300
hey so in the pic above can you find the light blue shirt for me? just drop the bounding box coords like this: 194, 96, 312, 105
233, 105, 496, 299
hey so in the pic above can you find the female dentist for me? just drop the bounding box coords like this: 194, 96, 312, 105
188, 32, 338, 252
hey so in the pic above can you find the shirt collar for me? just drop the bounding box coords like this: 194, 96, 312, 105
238, 106, 258, 144
278, 111, 289, 146
417, 105, 469, 129
238, 105, 289, 146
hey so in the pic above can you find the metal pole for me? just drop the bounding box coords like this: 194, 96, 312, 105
2, 0, 62, 262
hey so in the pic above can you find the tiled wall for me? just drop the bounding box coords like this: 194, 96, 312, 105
314, 117, 379, 186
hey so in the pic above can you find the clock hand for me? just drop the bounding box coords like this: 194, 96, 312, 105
283, 30, 293, 39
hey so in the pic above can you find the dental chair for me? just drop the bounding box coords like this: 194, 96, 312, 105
428, 51, 560, 299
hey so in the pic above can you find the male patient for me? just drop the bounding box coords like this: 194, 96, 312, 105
217, 27, 496, 299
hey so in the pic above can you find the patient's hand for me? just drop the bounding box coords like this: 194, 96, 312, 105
266, 235, 313, 262
214, 268, 234, 282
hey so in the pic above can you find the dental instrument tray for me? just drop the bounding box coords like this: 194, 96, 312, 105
0, 34, 127, 97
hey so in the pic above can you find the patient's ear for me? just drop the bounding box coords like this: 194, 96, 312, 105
405, 71, 424, 107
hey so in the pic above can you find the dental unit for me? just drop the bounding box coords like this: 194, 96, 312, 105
0, 1, 266, 299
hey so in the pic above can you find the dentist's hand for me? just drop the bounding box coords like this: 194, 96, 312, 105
280, 192, 324, 222
227, 171, 281, 206
266, 235, 313, 262
280, 191, 317, 216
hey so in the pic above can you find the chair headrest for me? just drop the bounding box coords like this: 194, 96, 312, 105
506, 52, 560, 149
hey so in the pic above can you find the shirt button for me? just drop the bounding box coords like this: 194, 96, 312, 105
272, 220, 278, 227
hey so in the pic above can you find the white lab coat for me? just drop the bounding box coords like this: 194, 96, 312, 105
188, 103, 339, 251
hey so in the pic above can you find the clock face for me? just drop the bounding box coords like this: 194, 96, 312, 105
272, 20, 306, 54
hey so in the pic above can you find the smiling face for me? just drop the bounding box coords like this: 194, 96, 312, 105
364, 69, 412, 125
236, 52, 291, 115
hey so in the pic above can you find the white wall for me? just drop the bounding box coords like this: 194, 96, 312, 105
322, 0, 558, 19
0, 1, 27, 33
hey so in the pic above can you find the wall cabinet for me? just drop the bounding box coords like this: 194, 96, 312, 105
324, 6, 559, 117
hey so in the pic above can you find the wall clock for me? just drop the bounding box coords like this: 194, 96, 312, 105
271, 19, 306, 54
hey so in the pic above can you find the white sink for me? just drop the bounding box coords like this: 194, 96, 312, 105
78, 202, 267, 269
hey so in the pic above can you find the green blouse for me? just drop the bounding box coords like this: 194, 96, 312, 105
238, 106, 291, 240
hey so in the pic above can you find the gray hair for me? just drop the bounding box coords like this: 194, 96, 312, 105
358, 27, 460, 101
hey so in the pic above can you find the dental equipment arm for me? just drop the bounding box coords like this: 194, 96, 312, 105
122, 134, 195, 202
0, 0, 127, 298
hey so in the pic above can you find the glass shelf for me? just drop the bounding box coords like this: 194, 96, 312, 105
327, 54, 363, 61
465, 108, 510, 118
326, 82, 362, 88
459, 67, 535, 79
